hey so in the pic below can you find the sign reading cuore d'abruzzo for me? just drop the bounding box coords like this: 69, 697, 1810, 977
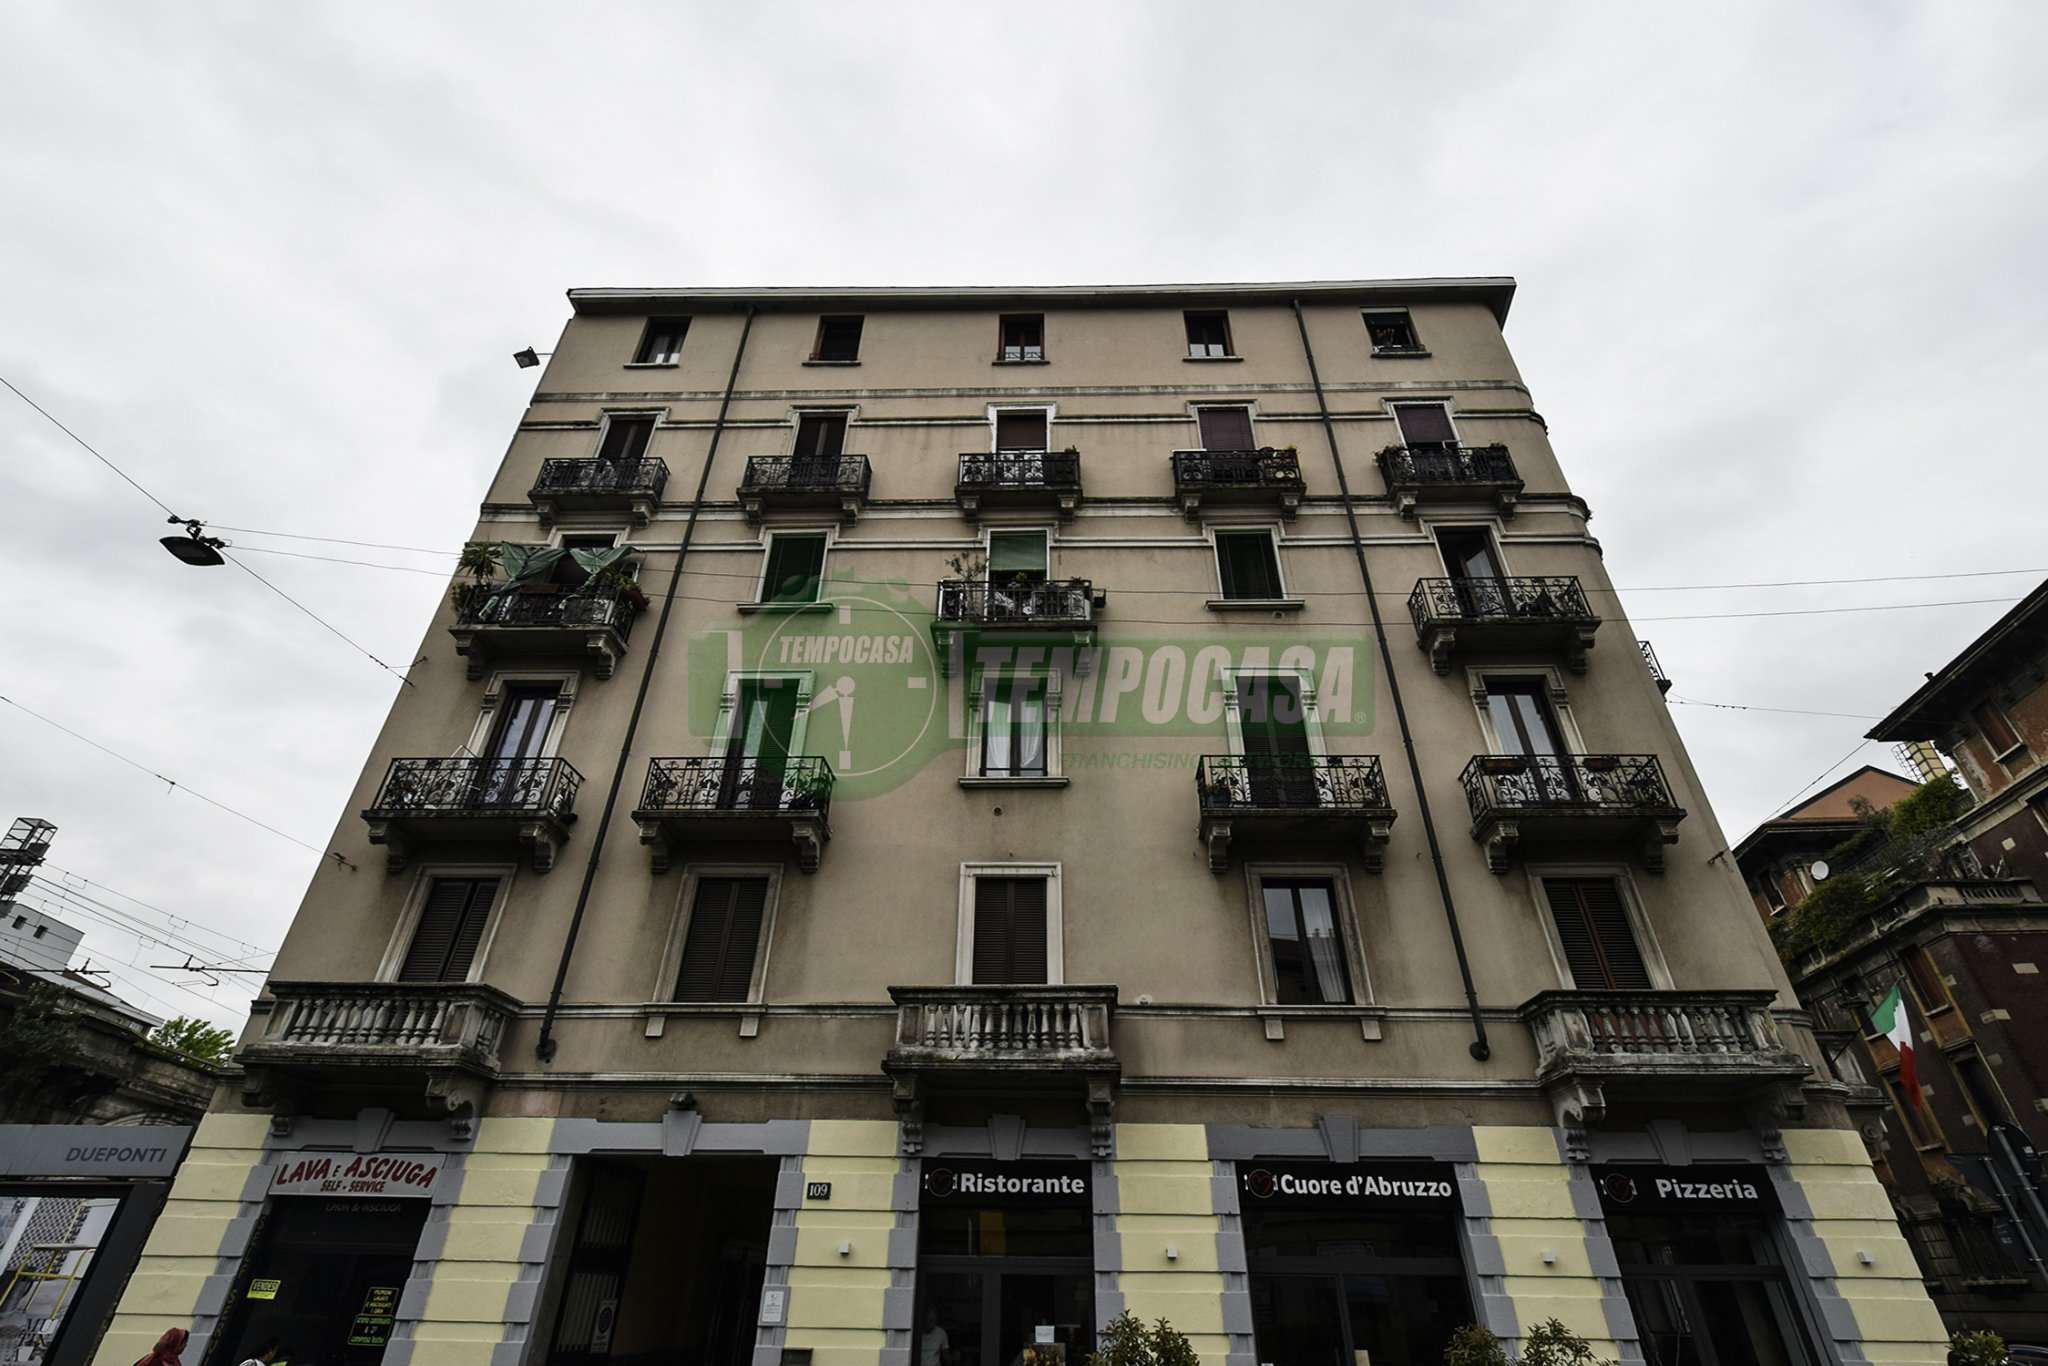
270, 1152, 443, 1199
1238, 1162, 1458, 1208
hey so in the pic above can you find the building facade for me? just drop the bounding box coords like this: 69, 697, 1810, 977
96, 281, 1949, 1366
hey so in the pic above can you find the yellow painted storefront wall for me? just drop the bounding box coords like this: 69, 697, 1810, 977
1113, 1124, 1229, 1366
408, 1119, 559, 1366
787, 1120, 899, 1366
1470, 1127, 1622, 1358
1781, 1130, 1948, 1366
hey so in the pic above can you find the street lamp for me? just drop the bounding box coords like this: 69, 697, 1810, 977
513, 347, 553, 369
160, 516, 226, 567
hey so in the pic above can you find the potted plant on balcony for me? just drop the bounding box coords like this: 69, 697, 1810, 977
583, 560, 650, 612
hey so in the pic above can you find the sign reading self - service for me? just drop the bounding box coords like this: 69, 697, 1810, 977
921, 1160, 1091, 1204
270, 1152, 443, 1199
1238, 1162, 1459, 1209
1592, 1165, 1778, 1215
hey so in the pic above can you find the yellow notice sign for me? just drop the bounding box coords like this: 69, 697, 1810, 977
247, 1278, 281, 1300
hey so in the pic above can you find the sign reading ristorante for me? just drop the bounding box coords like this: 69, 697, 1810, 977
270, 1152, 443, 1199
1592, 1165, 1778, 1214
921, 1160, 1091, 1203
1238, 1162, 1458, 1208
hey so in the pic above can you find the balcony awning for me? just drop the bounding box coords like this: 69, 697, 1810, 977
483, 543, 634, 600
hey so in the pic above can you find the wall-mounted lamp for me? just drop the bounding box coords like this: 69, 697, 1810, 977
1856, 1249, 1874, 1266
513, 347, 554, 370
1165, 1244, 1179, 1262
1540, 1249, 1557, 1266
837, 1241, 852, 1258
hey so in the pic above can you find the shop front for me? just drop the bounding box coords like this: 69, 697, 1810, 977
1237, 1161, 1475, 1366
915, 1160, 1097, 1366
210, 1151, 441, 1365
1593, 1165, 1822, 1366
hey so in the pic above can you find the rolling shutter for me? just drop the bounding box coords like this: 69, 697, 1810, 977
1197, 407, 1255, 450
995, 409, 1049, 451
1542, 878, 1652, 990
675, 877, 768, 1002
398, 877, 499, 982
1394, 404, 1456, 447
972, 877, 1049, 984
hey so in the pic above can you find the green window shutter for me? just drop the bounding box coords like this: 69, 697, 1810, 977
398, 878, 499, 982
1217, 532, 1282, 600
761, 535, 826, 603
988, 531, 1047, 580
676, 877, 769, 1002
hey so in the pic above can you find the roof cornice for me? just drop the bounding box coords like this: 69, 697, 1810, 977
1867, 578, 2048, 740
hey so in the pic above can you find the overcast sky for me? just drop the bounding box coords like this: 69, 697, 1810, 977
2, 3, 2043, 1030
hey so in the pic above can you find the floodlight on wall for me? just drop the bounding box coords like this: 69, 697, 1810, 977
160, 516, 227, 567
513, 347, 553, 369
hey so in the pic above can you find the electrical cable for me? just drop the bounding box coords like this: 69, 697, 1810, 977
1762, 736, 1882, 821
1667, 698, 1882, 721
39, 862, 275, 961
0, 374, 180, 518
27, 874, 275, 970
224, 551, 418, 686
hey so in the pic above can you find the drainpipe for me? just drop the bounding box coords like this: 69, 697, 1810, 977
1291, 299, 1490, 1061
536, 306, 757, 1062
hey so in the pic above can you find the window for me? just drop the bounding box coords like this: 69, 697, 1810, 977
812, 315, 864, 362
398, 877, 499, 983
999, 314, 1045, 362
1952, 1050, 2013, 1129
1888, 1077, 1940, 1147
596, 415, 655, 464
1363, 311, 1423, 355
793, 411, 849, 457
554, 533, 620, 588
1973, 700, 2023, 756
980, 675, 1050, 778
674, 877, 768, 1002
1197, 405, 1256, 451
1185, 310, 1233, 358
760, 533, 827, 604
1262, 879, 1352, 1004
1435, 527, 1501, 581
988, 529, 1049, 584
1485, 679, 1569, 758
1393, 403, 1457, 452
634, 317, 688, 365
1541, 877, 1653, 990
971, 877, 1049, 984
1215, 529, 1284, 601
1901, 945, 1949, 1013
994, 408, 1050, 452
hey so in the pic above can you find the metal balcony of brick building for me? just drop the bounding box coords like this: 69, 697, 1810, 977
1376, 443, 1523, 518
1460, 753, 1685, 872
527, 456, 669, 526
737, 454, 872, 523
885, 985, 1120, 1157
361, 756, 583, 873
1408, 576, 1601, 674
449, 583, 640, 680
931, 578, 1100, 676
955, 450, 1083, 517
1195, 754, 1396, 873
632, 755, 835, 873
1170, 447, 1303, 518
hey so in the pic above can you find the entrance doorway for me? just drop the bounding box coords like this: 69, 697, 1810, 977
545, 1155, 777, 1366
211, 1196, 429, 1366
916, 1162, 1096, 1366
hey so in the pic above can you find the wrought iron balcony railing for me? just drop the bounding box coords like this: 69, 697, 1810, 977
935, 578, 1096, 628
368, 756, 583, 820
633, 756, 835, 872
452, 584, 639, 635
1459, 754, 1684, 871
1638, 639, 1672, 695
738, 454, 872, 521
1196, 755, 1395, 871
249, 980, 519, 1074
955, 451, 1083, 515
1376, 444, 1523, 517
1408, 577, 1600, 673
1171, 448, 1303, 516
530, 457, 669, 500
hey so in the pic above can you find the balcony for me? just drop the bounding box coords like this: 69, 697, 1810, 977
1196, 754, 1396, 873
885, 985, 1119, 1156
239, 981, 520, 1134
1170, 448, 1303, 518
449, 584, 640, 681
1459, 754, 1685, 872
1638, 639, 1673, 695
632, 756, 834, 873
1520, 989, 1810, 1153
1407, 576, 1601, 674
361, 756, 582, 873
528, 457, 669, 527
931, 578, 1100, 677
956, 451, 1083, 517
738, 454, 872, 523
1376, 444, 1523, 518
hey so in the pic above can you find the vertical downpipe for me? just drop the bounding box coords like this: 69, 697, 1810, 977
1291, 299, 1490, 1061
536, 306, 757, 1062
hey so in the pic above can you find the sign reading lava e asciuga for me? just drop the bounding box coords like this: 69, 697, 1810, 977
1237, 1162, 1459, 1209
1591, 1165, 1778, 1215
270, 1152, 443, 1199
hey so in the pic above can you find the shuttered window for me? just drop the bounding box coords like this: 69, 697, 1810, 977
813, 316, 864, 362
760, 534, 827, 603
995, 409, 1049, 451
1215, 530, 1283, 600
1542, 878, 1652, 990
1197, 406, 1255, 450
675, 877, 768, 1002
596, 415, 655, 463
398, 877, 499, 983
1394, 403, 1457, 448
971, 877, 1049, 984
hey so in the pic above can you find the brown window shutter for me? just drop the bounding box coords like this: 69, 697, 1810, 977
995, 410, 1048, 451
973, 877, 1049, 984
1543, 878, 1651, 990
676, 877, 768, 1002
1394, 405, 1456, 446
399, 878, 498, 982
1198, 407, 1255, 450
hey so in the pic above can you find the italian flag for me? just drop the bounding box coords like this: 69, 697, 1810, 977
1872, 983, 1920, 1106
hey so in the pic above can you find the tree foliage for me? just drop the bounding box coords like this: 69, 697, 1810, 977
0, 985, 83, 1116
149, 1015, 235, 1066
1442, 1320, 1613, 1366
1771, 777, 1972, 963
1948, 1329, 2006, 1366
1087, 1313, 1198, 1366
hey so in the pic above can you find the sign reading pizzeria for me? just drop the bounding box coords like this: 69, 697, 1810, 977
1592, 1165, 1777, 1215
270, 1152, 443, 1199
921, 1160, 1091, 1204
1238, 1162, 1457, 1209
